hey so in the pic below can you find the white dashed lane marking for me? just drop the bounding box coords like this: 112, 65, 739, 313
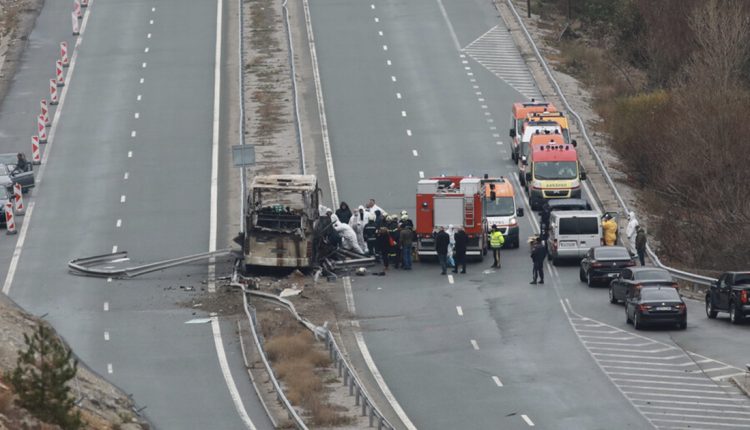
123, 172, 129, 180
412, 150, 418, 157
107, 363, 113, 374
120, 195, 126, 203
455, 305, 462, 316
104, 331, 110, 341
116, 219, 122, 228
418, 171, 424, 178
396, 92, 402, 99
137, 94, 142, 101
470, 339, 479, 350
492, 376, 503, 387
111, 245, 118, 253
134, 112, 140, 119
103, 302, 109, 311
521, 415, 535, 427
406, 129, 412, 136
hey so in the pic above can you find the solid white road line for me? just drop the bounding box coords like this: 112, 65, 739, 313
2, 202, 35, 294
208, 0, 223, 295
521, 415, 535, 426
211, 317, 257, 430
456, 306, 462, 316
470, 339, 479, 350
435, 0, 460, 51
492, 376, 503, 387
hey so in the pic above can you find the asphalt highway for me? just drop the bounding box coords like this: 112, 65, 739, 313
0, 0, 271, 428
307, 0, 750, 429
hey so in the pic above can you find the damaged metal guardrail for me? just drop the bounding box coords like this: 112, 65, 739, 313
503, 0, 714, 286
67, 249, 236, 278
235, 270, 395, 430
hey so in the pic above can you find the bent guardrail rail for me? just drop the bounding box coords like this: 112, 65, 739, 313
68, 249, 236, 278
237, 275, 396, 430
503, 0, 714, 286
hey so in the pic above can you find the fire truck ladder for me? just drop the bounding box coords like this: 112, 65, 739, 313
464, 197, 475, 227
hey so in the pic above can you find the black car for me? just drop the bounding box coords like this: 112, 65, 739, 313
547, 198, 591, 212
609, 267, 676, 304
580, 246, 635, 287
626, 286, 687, 330
706, 271, 750, 324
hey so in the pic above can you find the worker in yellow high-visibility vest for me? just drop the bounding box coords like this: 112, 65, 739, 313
489, 224, 505, 268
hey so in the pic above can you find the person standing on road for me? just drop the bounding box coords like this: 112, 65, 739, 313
489, 224, 505, 268
399, 224, 414, 270
530, 237, 547, 284
602, 214, 618, 246
363, 214, 378, 258
452, 227, 468, 274
625, 211, 639, 254
635, 226, 647, 266
447, 224, 456, 269
435, 226, 450, 275
349, 205, 368, 253
539, 203, 551, 239
376, 227, 392, 270
336, 202, 352, 226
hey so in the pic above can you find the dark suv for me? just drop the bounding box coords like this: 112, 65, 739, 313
706, 271, 750, 324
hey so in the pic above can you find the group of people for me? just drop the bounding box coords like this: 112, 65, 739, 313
433, 225, 470, 275
320, 199, 417, 271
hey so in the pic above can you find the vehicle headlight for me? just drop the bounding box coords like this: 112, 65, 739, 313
510, 217, 517, 226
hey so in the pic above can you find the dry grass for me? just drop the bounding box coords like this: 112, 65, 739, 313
0, 384, 12, 415
259, 310, 353, 426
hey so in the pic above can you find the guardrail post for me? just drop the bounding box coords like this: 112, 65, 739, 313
369, 407, 375, 426
349, 375, 354, 396
343, 368, 349, 386
338, 359, 343, 377
355, 386, 360, 405
361, 399, 367, 417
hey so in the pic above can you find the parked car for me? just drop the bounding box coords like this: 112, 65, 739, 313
546, 198, 591, 212
705, 271, 750, 324
0, 185, 10, 228
626, 286, 687, 330
547, 210, 602, 264
609, 267, 676, 304
0, 161, 34, 193
579, 246, 634, 287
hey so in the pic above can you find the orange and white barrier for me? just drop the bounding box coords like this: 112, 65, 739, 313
72, 12, 80, 36
74, 0, 82, 19
49, 79, 59, 105
4, 202, 16, 235
32, 136, 42, 163
60, 41, 69, 67
55, 60, 65, 87
81, 0, 89, 7
40, 99, 50, 127
13, 183, 25, 216
37, 116, 48, 144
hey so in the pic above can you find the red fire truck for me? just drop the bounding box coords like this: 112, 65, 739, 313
415, 176, 491, 259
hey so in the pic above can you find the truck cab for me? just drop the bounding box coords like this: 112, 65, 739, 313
482, 178, 523, 248
706, 271, 750, 324
510, 101, 557, 162
525, 144, 586, 210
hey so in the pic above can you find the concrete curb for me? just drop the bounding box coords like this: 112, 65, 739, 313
731, 374, 750, 399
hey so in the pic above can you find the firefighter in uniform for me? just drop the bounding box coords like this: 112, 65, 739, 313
489, 224, 505, 268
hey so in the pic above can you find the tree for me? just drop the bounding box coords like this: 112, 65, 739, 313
7, 323, 82, 430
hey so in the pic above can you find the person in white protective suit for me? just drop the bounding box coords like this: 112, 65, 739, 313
349, 205, 368, 253
625, 211, 639, 254
447, 224, 456, 268
333, 216, 364, 254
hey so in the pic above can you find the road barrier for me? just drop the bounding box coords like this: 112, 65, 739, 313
40, 99, 50, 126
72, 12, 80, 36
49, 79, 59, 105
32, 136, 41, 163
503, 0, 714, 286
4, 202, 16, 235
60, 41, 69, 67
37, 115, 48, 144
55, 60, 65, 87
74, 0, 82, 19
13, 183, 25, 216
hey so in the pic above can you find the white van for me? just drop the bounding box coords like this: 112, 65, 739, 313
547, 210, 602, 264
